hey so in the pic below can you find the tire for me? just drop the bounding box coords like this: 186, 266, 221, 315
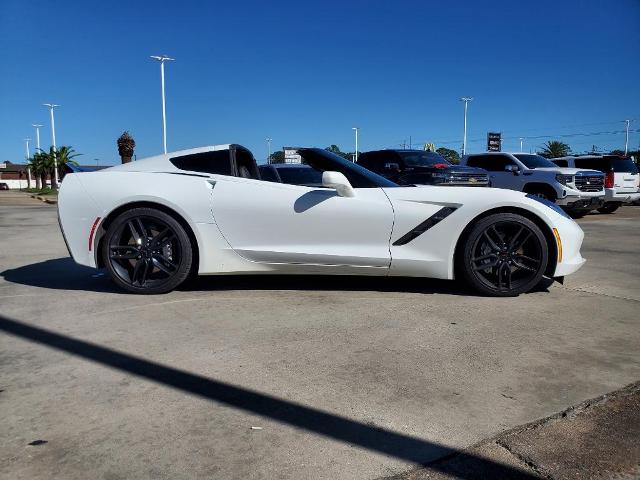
597, 203, 620, 214
459, 213, 549, 297
102, 207, 193, 294
568, 210, 588, 219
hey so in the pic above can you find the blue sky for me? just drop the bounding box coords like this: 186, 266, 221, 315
1, 0, 639, 165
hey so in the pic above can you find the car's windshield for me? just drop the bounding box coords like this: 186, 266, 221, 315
298, 148, 399, 188
399, 151, 451, 167
276, 167, 323, 186
514, 154, 557, 169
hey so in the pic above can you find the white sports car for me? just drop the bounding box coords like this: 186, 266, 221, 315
58, 145, 586, 296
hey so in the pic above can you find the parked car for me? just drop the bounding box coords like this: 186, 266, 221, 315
58, 144, 586, 297
258, 163, 323, 187
0, 182, 9, 190
551, 155, 640, 214
461, 152, 604, 218
356, 150, 489, 187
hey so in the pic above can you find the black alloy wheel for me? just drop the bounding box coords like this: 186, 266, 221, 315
102, 208, 193, 294
461, 213, 548, 297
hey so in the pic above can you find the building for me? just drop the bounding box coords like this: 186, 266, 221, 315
0, 162, 29, 189
0, 161, 108, 189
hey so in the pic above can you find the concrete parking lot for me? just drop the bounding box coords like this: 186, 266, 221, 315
1, 189, 639, 479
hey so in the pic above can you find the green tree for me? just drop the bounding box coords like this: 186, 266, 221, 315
269, 151, 285, 163
436, 147, 461, 164
539, 141, 571, 158
325, 145, 353, 161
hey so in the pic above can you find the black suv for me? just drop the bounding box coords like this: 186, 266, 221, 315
357, 150, 489, 187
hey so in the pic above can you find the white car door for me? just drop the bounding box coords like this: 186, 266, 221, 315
210, 177, 394, 268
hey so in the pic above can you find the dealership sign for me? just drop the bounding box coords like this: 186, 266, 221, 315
487, 132, 501, 152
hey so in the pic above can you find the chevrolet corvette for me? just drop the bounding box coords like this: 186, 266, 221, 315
58, 145, 586, 296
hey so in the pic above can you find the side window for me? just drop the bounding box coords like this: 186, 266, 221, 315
170, 150, 232, 175
258, 166, 279, 183
554, 160, 568, 167
357, 153, 377, 171
466, 155, 514, 171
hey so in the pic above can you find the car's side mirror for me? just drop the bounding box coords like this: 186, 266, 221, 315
322, 171, 355, 197
504, 165, 520, 175
385, 162, 401, 172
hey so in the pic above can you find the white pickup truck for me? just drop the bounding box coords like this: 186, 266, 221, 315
461, 152, 605, 218
551, 155, 640, 214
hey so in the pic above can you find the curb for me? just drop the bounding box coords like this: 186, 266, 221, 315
29, 194, 58, 205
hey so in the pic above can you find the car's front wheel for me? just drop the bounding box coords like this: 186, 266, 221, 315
460, 213, 549, 297
102, 207, 193, 294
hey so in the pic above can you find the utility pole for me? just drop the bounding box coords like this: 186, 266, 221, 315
624, 119, 631, 155
519, 137, 524, 152
266, 138, 272, 163
43, 103, 60, 187
32, 124, 43, 152
460, 97, 473, 155
352, 127, 359, 162
24, 138, 31, 160
150, 55, 175, 154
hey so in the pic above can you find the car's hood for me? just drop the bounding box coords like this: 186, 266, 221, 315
532, 167, 603, 176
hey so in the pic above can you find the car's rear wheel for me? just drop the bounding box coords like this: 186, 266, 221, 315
460, 213, 548, 297
597, 203, 620, 214
102, 208, 193, 294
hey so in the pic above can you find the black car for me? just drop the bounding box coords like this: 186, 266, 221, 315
258, 163, 324, 187
357, 150, 489, 187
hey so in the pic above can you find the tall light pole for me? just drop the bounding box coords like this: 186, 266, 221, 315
352, 127, 359, 162
32, 124, 43, 152
24, 137, 33, 187
519, 137, 525, 152
150, 55, 175, 154
266, 138, 272, 163
460, 97, 473, 155
624, 119, 631, 155
24, 138, 31, 159
43, 103, 60, 187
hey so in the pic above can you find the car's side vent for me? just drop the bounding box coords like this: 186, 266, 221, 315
392, 207, 458, 246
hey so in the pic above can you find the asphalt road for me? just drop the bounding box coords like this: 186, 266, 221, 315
1, 190, 639, 479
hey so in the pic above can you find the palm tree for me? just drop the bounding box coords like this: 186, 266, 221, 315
29, 152, 48, 190
117, 131, 135, 164
54, 146, 81, 180
540, 141, 571, 158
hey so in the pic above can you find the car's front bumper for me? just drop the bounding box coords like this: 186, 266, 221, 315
556, 194, 604, 210
552, 215, 586, 278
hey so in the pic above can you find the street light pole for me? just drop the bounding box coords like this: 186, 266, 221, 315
460, 97, 473, 155
43, 103, 60, 187
150, 55, 175, 154
32, 124, 43, 152
519, 137, 525, 152
24, 138, 31, 159
266, 138, 272, 163
352, 127, 359, 162
624, 119, 631, 155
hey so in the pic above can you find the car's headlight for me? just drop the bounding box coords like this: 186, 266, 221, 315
556, 174, 573, 185
526, 194, 572, 219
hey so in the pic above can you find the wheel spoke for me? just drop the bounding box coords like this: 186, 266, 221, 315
152, 256, 176, 275
139, 259, 150, 284
472, 252, 498, 262
131, 259, 144, 284
473, 258, 499, 271
150, 227, 170, 247
128, 221, 143, 245
512, 258, 537, 272
511, 231, 532, 251
482, 230, 501, 251
110, 246, 139, 260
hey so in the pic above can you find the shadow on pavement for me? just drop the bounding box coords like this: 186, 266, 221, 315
0, 314, 538, 479
1, 257, 551, 297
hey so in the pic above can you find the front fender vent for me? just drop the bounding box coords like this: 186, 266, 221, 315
392, 207, 458, 246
